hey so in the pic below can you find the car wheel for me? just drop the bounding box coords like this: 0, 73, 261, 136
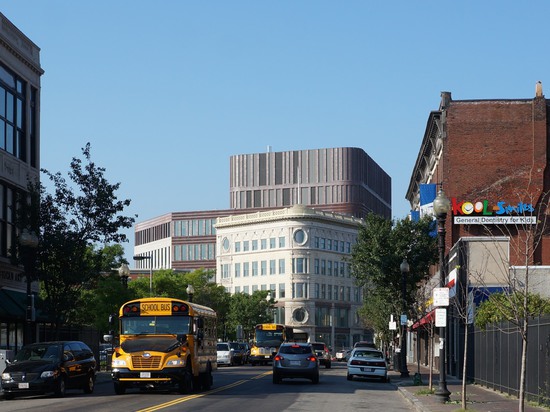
178, 370, 194, 394
114, 382, 126, 395
83, 372, 95, 393
272, 373, 281, 384
347, 373, 353, 381
312, 373, 319, 384
201, 363, 213, 391
3, 393, 14, 400
325, 361, 331, 369
54, 376, 67, 397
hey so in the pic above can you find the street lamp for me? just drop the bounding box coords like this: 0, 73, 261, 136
399, 258, 410, 378
118, 263, 130, 288
433, 188, 452, 403
20, 229, 39, 346
133, 255, 153, 296
186, 284, 195, 302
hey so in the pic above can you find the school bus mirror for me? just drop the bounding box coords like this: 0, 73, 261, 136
196, 317, 204, 329
103, 334, 113, 343
108, 313, 116, 324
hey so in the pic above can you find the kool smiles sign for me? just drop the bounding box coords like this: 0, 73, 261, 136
452, 198, 537, 225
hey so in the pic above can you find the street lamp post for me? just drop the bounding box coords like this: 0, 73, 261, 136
400, 258, 410, 378
433, 188, 452, 403
20, 229, 39, 346
133, 255, 153, 296
118, 263, 130, 288
186, 284, 195, 302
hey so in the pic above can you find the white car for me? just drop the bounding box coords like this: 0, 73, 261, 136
217, 342, 235, 366
346, 348, 388, 382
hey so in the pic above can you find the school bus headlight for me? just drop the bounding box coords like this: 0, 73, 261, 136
166, 359, 185, 367
112, 359, 128, 367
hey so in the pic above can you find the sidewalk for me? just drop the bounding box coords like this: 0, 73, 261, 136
389, 364, 549, 412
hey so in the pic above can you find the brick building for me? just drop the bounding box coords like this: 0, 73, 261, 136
406, 83, 550, 380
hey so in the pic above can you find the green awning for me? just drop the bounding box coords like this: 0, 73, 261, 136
0, 289, 26, 320
0, 289, 49, 322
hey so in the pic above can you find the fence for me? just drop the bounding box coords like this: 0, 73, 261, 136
470, 315, 550, 405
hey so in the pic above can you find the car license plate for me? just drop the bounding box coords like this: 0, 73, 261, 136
361, 368, 375, 372
290, 360, 300, 366
140, 372, 151, 378
18, 382, 29, 389
264, 355, 270, 359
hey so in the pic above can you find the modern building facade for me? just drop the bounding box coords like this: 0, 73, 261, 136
0, 13, 43, 350
230, 147, 391, 219
215, 204, 368, 348
406, 83, 550, 380
135, 147, 391, 273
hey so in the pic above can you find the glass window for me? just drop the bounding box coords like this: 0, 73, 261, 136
243, 241, 249, 251
278, 259, 285, 274
321, 260, 326, 275
235, 241, 241, 252
235, 262, 241, 277
321, 284, 326, 299
296, 283, 304, 298
278, 236, 285, 248
270, 260, 276, 275
320, 238, 326, 249
279, 283, 285, 298
252, 261, 258, 276
293, 229, 306, 244
252, 240, 258, 250
261, 260, 267, 276
315, 283, 320, 298
243, 262, 249, 277
328, 285, 332, 300
243, 286, 249, 294
269, 237, 276, 248
327, 260, 332, 276
314, 259, 319, 274
261, 239, 267, 250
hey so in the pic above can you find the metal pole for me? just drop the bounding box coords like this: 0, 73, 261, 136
400, 259, 409, 378
435, 213, 451, 403
149, 264, 153, 296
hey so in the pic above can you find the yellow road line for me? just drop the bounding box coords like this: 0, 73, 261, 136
136, 371, 272, 412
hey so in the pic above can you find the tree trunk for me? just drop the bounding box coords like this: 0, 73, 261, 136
519, 318, 528, 412
429, 331, 433, 390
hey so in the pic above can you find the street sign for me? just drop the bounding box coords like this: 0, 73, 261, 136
389, 321, 397, 330
435, 308, 447, 327
400, 314, 407, 324
433, 287, 449, 307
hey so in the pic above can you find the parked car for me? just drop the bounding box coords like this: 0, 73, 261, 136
228, 342, 244, 365
1, 341, 97, 399
346, 348, 388, 382
353, 341, 377, 349
217, 342, 237, 366
238, 342, 250, 364
335, 348, 351, 362
310, 342, 331, 368
272, 342, 319, 384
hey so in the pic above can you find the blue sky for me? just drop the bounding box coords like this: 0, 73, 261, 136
1, 1, 547, 264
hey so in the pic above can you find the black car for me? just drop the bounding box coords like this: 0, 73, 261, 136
1, 341, 97, 399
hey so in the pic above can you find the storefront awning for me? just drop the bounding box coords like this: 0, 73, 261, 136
411, 309, 435, 330
0, 288, 26, 320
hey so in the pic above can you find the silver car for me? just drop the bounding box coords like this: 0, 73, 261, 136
272, 343, 319, 384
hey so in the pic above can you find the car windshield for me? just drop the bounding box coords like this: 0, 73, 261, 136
14, 344, 61, 362
121, 316, 191, 335
229, 342, 240, 350
311, 344, 325, 351
217, 343, 230, 351
279, 345, 311, 355
354, 350, 383, 358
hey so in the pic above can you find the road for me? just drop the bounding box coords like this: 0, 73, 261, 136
0, 362, 414, 412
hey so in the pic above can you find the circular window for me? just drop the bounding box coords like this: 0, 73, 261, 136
222, 237, 230, 251
293, 307, 308, 323
293, 229, 307, 245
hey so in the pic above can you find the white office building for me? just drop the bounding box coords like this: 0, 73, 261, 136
215, 204, 369, 349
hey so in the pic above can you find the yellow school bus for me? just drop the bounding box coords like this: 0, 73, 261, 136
249, 323, 293, 365
105, 297, 217, 394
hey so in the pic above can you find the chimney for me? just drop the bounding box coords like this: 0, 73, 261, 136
440, 91, 452, 110
535, 81, 543, 98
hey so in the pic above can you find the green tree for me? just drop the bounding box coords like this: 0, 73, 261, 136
37, 143, 135, 337
350, 214, 438, 348
227, 291, 271, 341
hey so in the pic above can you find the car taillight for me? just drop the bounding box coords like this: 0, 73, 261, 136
307, 356, 317, 362
274, 355, 283, 361
350, 360, 362, 366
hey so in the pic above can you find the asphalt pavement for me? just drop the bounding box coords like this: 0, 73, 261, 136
389, 364, 549, 412
96, 364, 550, 412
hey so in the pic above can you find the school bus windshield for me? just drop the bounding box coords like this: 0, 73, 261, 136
121, 316, 191, 335
255, 329, 284, 347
